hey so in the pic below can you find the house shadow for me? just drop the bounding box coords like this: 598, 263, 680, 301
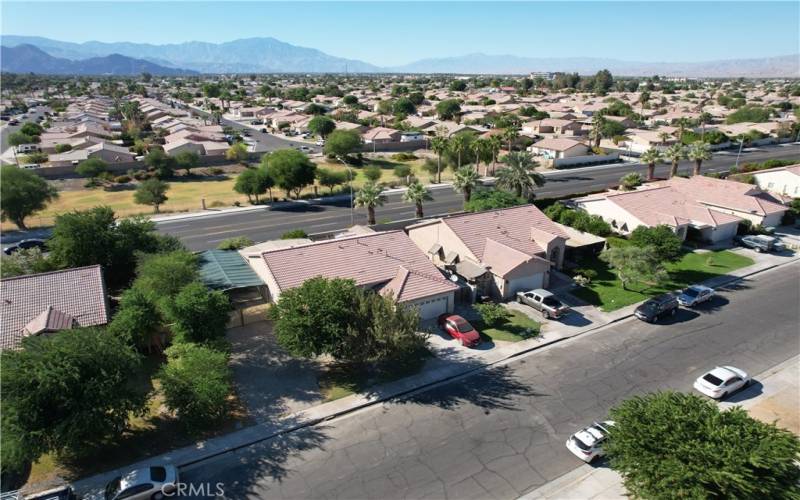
723, 380, 764, 404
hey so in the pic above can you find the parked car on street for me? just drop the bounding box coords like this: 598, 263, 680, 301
677, 285, 715, 307
3, 238, 47, 255
693, 366, 750, 399
437, 314, 481, 347
734, 234, 785, 253
24, 485, 77, 500
566, 421, 615, 462
634, 293, 679, 322
104, 465, 179, 500
516, 289, 570, 319
316, 139, 325, 146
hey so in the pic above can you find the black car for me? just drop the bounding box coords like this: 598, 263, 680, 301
634, 294, 679, 323
3, 238, 47, 255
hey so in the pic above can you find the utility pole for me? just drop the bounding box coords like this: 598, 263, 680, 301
734, 138, 744, 171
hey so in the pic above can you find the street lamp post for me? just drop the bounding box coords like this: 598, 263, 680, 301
734, 138, 745, 171
337, 156, 355, 226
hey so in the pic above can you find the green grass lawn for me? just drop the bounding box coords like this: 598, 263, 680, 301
571, 249, 754, 311
475, 310, 541, 342
317, 348, 432, 402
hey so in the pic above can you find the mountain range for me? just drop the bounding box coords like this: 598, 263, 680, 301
2, 35, 798, 77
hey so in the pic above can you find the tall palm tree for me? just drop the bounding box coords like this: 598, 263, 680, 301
502, 126, 520, 153
496, 152, 545, 198
658, 131, 672, 146
640, 147, 662, 181
664, 143, 687, 178
487, 135, 502, 175
354, 182, 386, 225
430, 135, 449, 184
471, 137, 488, 175
687, 141, 712, 176
590, 115, 607, 148
452, 166, 481, 204
449, 133, 468, 169
675, 117, 692, 143
403, 180, 433, 218
698, 112, 713, 141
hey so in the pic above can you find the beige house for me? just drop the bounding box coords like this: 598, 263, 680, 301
752, 164, 800, 198
530, 137, 590, 159
406, 205, 569, 301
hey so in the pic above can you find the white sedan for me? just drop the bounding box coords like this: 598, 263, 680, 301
104, 465, 179, 500
565, 421, 614, 462
693, 366, 751, 399
677, 285, 715, 307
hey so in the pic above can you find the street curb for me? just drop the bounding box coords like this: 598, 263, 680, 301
71, 256, 798, 494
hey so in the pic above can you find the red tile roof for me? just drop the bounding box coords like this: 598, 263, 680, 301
261, 231, 457, 303
1, 265, 110, 350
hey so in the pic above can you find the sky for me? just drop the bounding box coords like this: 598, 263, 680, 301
2, 1, 798, 66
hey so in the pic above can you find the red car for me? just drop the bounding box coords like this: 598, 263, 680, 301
437, 314, 481, 347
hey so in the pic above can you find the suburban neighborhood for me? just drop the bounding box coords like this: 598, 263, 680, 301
1, 2, 799, 499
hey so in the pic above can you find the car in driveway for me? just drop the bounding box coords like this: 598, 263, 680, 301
694, 366, 750, 399
516, 289, 570, 319
437, 314, 481, 347
677, 285, 715, 307
634, 293, 679, 323
734, 234, 785, 253
3, 238, 47, 255
566, 421, 614, 462
105, 465, 179, 500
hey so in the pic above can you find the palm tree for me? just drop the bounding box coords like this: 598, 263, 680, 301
354, 182, 386, 225
452, 166, 481, 204
698, 112, 713, 141
449, 133, 468, 169
502, 126, 520, 153
658, 131, 672, 146
471, 138, 488, 175
590, 115, 607, 148
640, 147, 662, 181
487, 135, 502, 175
496, 152, 545, 198
675, 117, 692, 143
430, 135, 449, 184
687, 141, 712, 176
664, 143, 686, 178
403, 180, 433, 218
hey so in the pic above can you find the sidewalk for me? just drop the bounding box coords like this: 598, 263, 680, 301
70, 254, 799, 497
520, 354, 800, 500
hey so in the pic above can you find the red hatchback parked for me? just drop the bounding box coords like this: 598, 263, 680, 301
437, 314, 481, 347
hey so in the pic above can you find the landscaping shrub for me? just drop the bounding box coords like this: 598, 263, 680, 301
391, 152, 418, 161
114, 174, 132, 183
545, 203, 612, 236
163, 282, 232, 344
157, 343, 232, 430
281, 229, 309, 239
217, 236, 254, 250
474, 303, 509, 327
629, 225, 683, 262
362, 165, 383, 182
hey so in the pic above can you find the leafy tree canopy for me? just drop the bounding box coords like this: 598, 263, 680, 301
0, 165, 59, 229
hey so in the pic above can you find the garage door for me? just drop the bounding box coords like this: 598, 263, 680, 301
507, 273, 544, 297
413, 295, 450, 320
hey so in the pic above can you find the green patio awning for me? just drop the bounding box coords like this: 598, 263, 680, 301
198, 250, 264, 291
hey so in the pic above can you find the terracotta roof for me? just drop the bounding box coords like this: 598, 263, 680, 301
663, 176, 787, 216
441, 205, 569, 262
261, 231, 457, 303
532, 137, 586, 152
1, 265, 110, 350
606, 185, 740, 228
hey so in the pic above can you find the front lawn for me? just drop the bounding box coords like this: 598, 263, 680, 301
571, 249, 754, 311
475, 310, 541, 342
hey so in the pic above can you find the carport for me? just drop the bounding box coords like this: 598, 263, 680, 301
198, 249, 267, 326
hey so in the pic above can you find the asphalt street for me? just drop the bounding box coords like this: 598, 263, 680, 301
0, 106, 49, 153
158, 145, 800, 251
180, 262, 800, 499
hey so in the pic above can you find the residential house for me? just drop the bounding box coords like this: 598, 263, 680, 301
362, 127, 402, 144
752, 164, 800, 199
406, 205, 569, 301
523, 118, 583, 136
530, 137, 590, 159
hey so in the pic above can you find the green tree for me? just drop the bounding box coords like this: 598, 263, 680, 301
174, 150, 200, 175
664, 143, 686, 178
8, 132, 37, 146
600, 245, 667, 290
225, 142, 249, 165
393, 97, 416, 115
163, 282, 231, 344
393, 163, 412, 183
687, 141, 712, 176
606, 391, 800, 499
22, 151, 48, 164
496, 152, 544, 198
157, 343, 232, 430
449, 80, 467, 92
234, 166, 272, 203
145, 148, 177, 178
0, 164, 59, 229
308, 115, 336, 138
354, 181, 386, 225
403, 180, 433, 218
449, 133, 469, 169
217, 236, 254, 250
725, 105, 773, 124
316, 168, 348, 194
619, 172, 643, 191
133, 250, 199, 300
452, 166, 481, 204
267, 149, 317, 198
436, 99, 461, 120
134, 178, 169, 213
502, 126, 520, 153
362, 165, 383, 182
430, 135, 449, 183
630, 225, 683, 262
1, 328, 144, 458
640, 148, 662, 181
324, 129, 362, 159
463, 189, 526, 212
20, 122, 44, 137
75, 158, 109, 181
0, 247, 56, 278
54, 143, 72, 153
107, 287, 161, 349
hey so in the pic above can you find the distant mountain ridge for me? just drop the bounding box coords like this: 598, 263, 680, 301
0, 44, 197, 76
2, 35, 798, 77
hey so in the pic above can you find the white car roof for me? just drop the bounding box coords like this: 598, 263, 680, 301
573, 421, 612, 446
708, 366, 742, 382
687, 285, 713, 292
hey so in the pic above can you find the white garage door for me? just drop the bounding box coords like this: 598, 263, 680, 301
414, 295, 450, 320
507, 273, 544, 297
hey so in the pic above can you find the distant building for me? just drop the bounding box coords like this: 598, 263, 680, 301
529, 72, 556, 81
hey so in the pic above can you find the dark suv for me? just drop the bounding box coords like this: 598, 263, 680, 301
634, 294, 679, 323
